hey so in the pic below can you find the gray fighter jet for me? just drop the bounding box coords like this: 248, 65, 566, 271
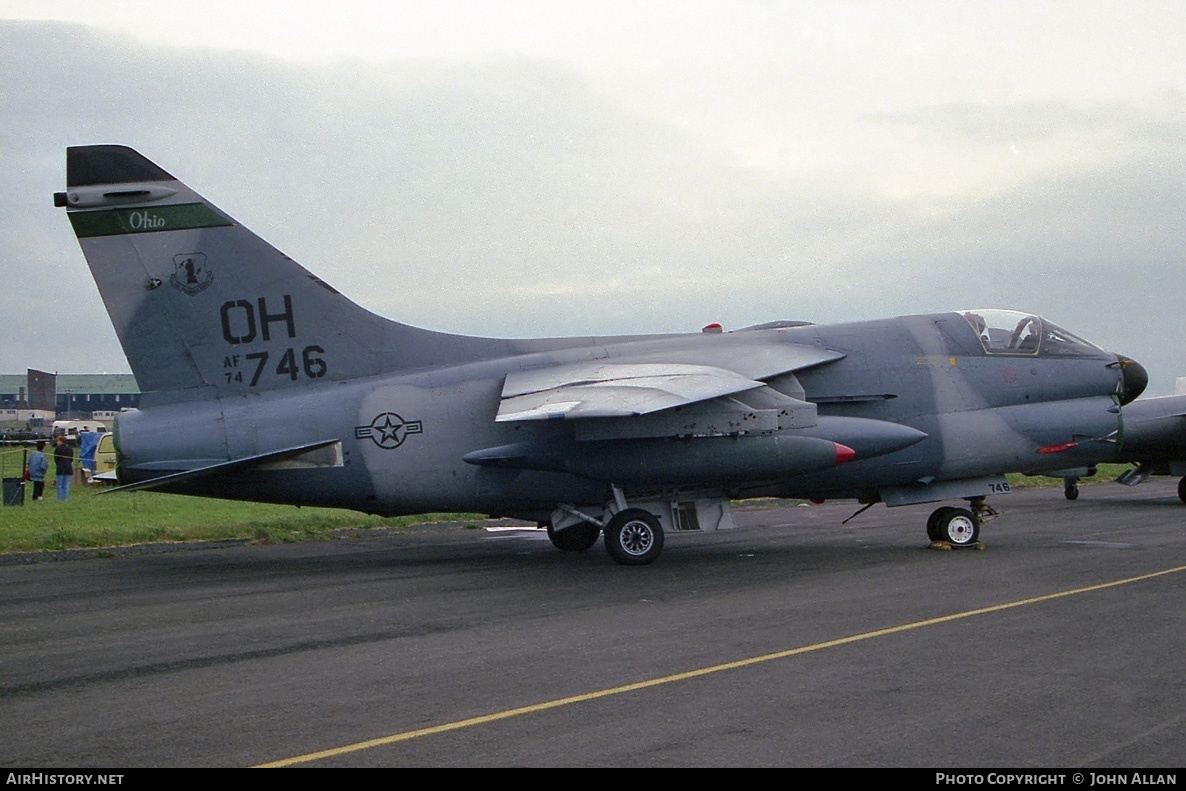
1113, 395, 1186, 499
1049, 393, 1186, 501
54, 145, 1149, 564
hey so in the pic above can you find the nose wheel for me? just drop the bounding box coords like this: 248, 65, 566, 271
927, 506, 981, 547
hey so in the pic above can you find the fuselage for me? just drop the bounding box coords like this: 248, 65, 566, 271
113, 309, 1133, 520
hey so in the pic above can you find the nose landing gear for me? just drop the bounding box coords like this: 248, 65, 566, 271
927, 498, 995, 548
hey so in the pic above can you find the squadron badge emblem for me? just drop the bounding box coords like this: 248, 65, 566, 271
170, 253, 214, 295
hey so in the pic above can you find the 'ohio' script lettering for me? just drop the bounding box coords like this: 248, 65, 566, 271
127, 210, 166, 230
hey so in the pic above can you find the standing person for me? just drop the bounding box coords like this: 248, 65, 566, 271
53, 434, 74, 502
26, 440, 48, 501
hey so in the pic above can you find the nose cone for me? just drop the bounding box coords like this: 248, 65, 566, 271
1116, 355, 1148, 405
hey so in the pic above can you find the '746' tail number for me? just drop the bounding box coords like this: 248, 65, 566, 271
223, 346, 326, 386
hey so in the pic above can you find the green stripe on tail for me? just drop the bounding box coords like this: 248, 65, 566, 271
69, 203, 233, 238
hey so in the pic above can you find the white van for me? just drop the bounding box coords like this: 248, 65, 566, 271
94, 432, 117, 481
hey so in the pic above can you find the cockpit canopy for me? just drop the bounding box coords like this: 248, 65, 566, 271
960, 309, 1103, 357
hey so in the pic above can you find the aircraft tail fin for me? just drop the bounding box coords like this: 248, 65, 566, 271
56, 145, 502, 402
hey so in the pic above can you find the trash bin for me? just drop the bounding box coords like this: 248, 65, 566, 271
2, 477, 25, 506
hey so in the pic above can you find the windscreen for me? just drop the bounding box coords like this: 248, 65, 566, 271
960, 309, 1103, 356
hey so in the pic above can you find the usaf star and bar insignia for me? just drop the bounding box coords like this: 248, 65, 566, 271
355, 413, 423, 449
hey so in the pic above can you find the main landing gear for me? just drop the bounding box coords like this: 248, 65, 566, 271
547, 487, 710, 566
545, 509, 666, 565
602, 509, 664, 566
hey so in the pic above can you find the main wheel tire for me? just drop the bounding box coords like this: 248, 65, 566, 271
546, 521, 600, 552
1178, 478, 1186, 505
604, 509, 664, 566
1064, 483, 1080, 501
927, 507, 954, 542
937, 508, 980, 546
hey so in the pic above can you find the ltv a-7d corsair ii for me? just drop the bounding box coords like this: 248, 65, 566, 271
55, 145, 1149, 564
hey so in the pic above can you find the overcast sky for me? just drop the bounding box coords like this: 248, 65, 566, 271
1, 1, 1183, 392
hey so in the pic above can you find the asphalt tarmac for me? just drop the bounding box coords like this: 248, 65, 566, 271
2, 480, 1184, 768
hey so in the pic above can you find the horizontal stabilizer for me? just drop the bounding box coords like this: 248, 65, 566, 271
102, 439, 342, 494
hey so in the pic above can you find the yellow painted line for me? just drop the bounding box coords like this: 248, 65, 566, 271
256, 564, 1186, 768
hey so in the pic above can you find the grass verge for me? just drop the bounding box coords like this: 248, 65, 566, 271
0, 483, 481, 554
1007, 463, 1131, 489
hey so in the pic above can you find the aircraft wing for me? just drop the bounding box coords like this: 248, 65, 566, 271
497, 363, 765, 421
496, 341, 844, 422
